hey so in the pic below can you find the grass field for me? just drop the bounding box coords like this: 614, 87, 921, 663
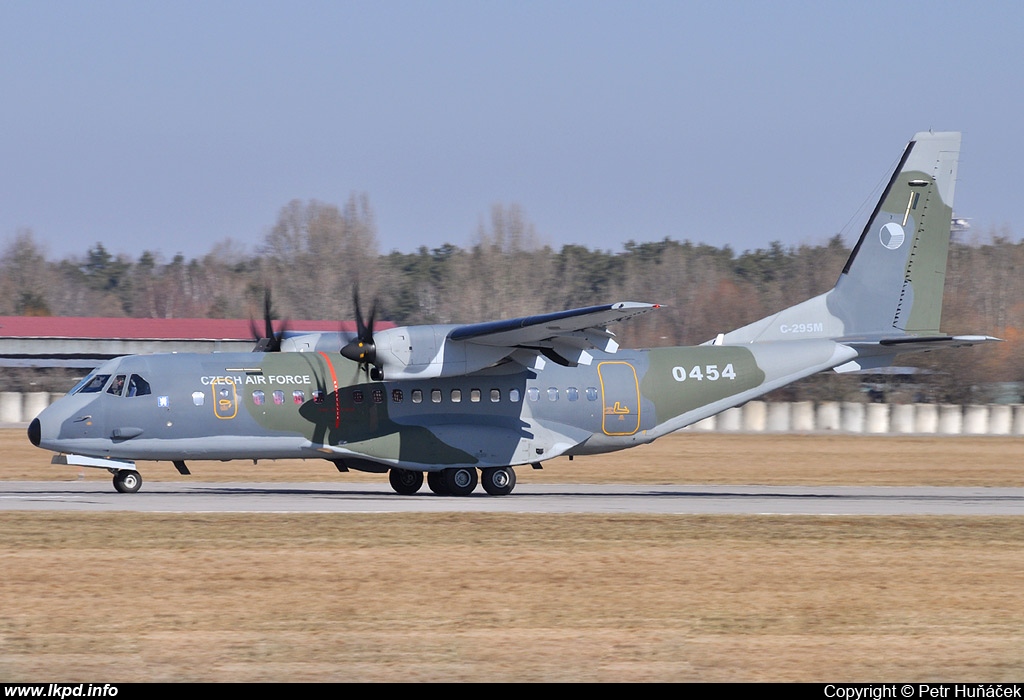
2, 429, 1022, 682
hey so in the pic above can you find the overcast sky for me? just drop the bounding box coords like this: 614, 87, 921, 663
2, 1, 1021, 261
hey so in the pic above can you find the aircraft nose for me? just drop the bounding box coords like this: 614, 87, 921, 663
28, 418, 41, 447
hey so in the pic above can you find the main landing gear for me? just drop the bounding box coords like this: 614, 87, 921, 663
112, 469, 143, 494
388, 468, 424, 495
388, 466, 517, 497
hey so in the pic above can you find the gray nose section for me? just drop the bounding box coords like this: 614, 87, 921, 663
28, 418, 41, 447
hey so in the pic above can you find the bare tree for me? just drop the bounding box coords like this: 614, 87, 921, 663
0, 229, 51, 315
446, 203, 553, 322
261, 195, 380, 319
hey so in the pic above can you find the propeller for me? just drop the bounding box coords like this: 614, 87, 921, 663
341, 286, 380, 377
250, 288, 288, 352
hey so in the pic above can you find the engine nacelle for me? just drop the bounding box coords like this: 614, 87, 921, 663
370, 325, 512, 380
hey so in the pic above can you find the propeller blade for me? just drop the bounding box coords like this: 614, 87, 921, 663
353, 286, 367, 339
264, 290, 275, 343
341, 285, 379, 368
251, 288, 287, 352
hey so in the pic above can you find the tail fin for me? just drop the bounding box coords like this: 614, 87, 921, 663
714, 131, 963, 345
833, 131, 960, 337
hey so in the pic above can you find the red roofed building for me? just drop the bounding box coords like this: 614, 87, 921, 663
0, 316, 395, 368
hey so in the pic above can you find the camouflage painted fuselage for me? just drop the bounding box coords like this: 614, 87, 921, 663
30, 338, 850, 472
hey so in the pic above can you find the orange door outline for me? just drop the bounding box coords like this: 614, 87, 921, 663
597, 361, 640, 436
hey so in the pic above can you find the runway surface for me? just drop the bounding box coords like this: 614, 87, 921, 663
1, 481, 1023, 515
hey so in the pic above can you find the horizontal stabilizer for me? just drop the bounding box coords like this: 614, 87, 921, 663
850, 334, 1002, 350
833, 334, 1001, 373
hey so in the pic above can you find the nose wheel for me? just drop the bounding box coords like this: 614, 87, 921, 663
112, 469, 142, 494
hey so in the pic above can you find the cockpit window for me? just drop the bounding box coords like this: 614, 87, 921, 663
127, 375, 151, 397
107, 375, 127, 396
73, 374, 111, 395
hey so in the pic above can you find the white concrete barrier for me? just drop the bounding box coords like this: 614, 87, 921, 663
23, 392, 50, 422
691, 415, 716, 431
890, 404, 915, 434
1013, 405, 1024, 436
791, 401, 815, 432
989, 404, 1013, 435
841, 402, 865, 433
717, 407, 743, 432
938, 405, 963, 435
914, 403, 939, 434
765, 402, 791, 432
0, 392, 23, 422
963, 405, 989, 435
865, 403, 890, 434
742, 401, 767, 432
816, 401, 841, 431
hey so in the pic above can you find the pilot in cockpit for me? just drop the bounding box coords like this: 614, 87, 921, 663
107, 375, 125, 396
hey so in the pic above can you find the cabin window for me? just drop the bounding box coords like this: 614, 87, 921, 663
372, 389, 384, 404
509, 388, 521, 402
312, 390, 324, 404
431, 389, 442, 403
490, 389, 501, 402
192, 391, 205, 406
252, 390, 265, 406
547, 387, 559, 401
412, 389, 423, 404
470, 389, 481, 402
566, 387, 579, 402
586, 387, 599, 401
392, 389, 403, 403
293, 390, 305, 405
273, 390, 285, 405
127, 375, 151, 397
107, 375, 127, 396
527, 387, 540, 402
353, 390, 364, 404
451, 389, 462, 403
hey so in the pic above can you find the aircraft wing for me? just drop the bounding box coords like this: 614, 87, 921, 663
448, 302, 659, 348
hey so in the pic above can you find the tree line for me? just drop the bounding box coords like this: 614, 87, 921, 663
2, 195, 1021, 401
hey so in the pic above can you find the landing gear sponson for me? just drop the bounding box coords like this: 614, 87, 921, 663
50, 454, 145, 494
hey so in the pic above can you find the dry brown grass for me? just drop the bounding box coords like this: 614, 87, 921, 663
2, 429, 1023, 681
8, 428, 1024, 486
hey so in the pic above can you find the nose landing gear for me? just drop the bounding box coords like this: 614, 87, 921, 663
112, 469, 142, 494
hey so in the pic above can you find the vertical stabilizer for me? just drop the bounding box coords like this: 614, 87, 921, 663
713, 132, 961, 345
832, 131, 960, 336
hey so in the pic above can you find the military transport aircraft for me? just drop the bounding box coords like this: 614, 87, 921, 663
28, 131, 997, 496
